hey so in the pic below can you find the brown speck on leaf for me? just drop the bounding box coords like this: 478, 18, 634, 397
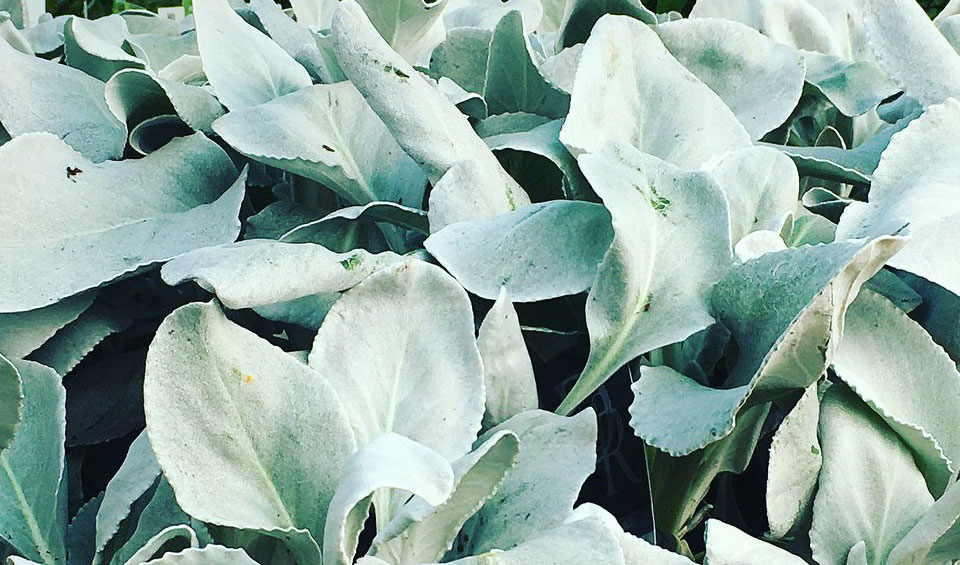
66, 166, 83, 181
322, 144, 335, 152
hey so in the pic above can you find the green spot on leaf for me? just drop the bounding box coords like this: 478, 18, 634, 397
340, 254, 363, 271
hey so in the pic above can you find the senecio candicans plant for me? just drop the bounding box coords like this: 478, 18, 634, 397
2, 0, 960, 563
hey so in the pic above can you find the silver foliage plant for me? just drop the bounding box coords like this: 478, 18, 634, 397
1, 0, 960, 563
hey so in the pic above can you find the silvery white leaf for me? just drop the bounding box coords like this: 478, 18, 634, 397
105, 68, 225, 135
193, 0, 311, 110
0, 294, 94, 360
323, 433, 454, 565
0, 39, 126, 162
704, 519, 806, 565
560, 14, 751, 167
141, 546, 258, 565
144, 302, 355, 561
308, 260, 484, 460
63, 15, 145, 82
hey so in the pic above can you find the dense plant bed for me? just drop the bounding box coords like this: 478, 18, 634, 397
2, 0, 960, 563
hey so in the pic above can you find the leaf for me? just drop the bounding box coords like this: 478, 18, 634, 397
560, 14, 751, 168
484, 11, 569, 119
246, 0, 331, 82
555, 0, 656, 49
0, 39, 126, 163
355, 0, 448, 62
0, 295, 95, 360
282, 202, 429, 239
557, 146, 732, 415
766, 382, 823, 539
212, 82, 427, 206
810, 384, 933, 565
0, 360, 67, 565
837, 98, 960, 297
802, 51, 899, 117
331, 0, 529, 226
441, 518, 625, 565
424, 200, 612, 302
477, 289, 538, 429
372, 431, 520, 564
454, 410, 597, 556
0, 132, 244, 313
704, 520, 806, 565
703, 146, 799, 247
143, 302, 355, 557
654, 18, 805, 139
308, 260, 484, 460
861, 0, 960, 107
617, 531, 694, 564
629, 237, 904, 456
104, 69, 225, 135
63, 15, 145, 82
29, 303, 132, 376
64, 349, 146, 447
689, 0, 842, 55
93, 432, 161, 565
429, 27, 490, 95
0, 357, 22, 452
108, 479, 203, 565
887, 479, 960, 565
141, 546, 258, 565
162, 239, 403, 314
67, 494, 103, 565
322, 433, 454, 565
193, 0, 311, 110
833, 290, 960, 496
118, 524, 197, 565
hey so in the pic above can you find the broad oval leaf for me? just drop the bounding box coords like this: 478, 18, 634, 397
144, 301, 356, 552
308, 259, 485, 461
560, 14, 751, 167
424, 200, 613, 302
193, 0, 311, 110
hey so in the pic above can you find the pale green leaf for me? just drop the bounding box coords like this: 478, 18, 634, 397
0, 356, 22, 453
810, 384, 933, 565
477, 289, 537, 429
834, 290, 960, 496
63, 15, 145, 82
0, 39, 125, 163
105, 69, 225, 135
0, 132, 243, 313
654, 18, 805, 140
704, 519, 806, 565
887, 479, 960, 565
424, 200, 612, 302
119, 525, 197, 565
0, 295, 95, 360
558, 146, 731, 415
0, 360, 67, 565
454, 410, 597, 556
555, 0, 656, 50
355, 0, 448, 62
766, 382, 822, 539
372, 431, 520, 565
141, 546, 257, 565
212, 82, 427, 206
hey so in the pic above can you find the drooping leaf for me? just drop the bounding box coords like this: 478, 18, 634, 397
63, 15, 145, 82
0, 39, 125, 163
104, 69, 225, 135
117, 524, 197, 565
0, 295, 94, 361
0, 132, 243, 313
323, 434, 454, 565
424, 200, 612, 302
308, 260, 484, 460
144, 302, 356, 560
212, 82, 427, 206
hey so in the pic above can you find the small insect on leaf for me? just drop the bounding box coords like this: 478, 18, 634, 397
66, 166, 83, 181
